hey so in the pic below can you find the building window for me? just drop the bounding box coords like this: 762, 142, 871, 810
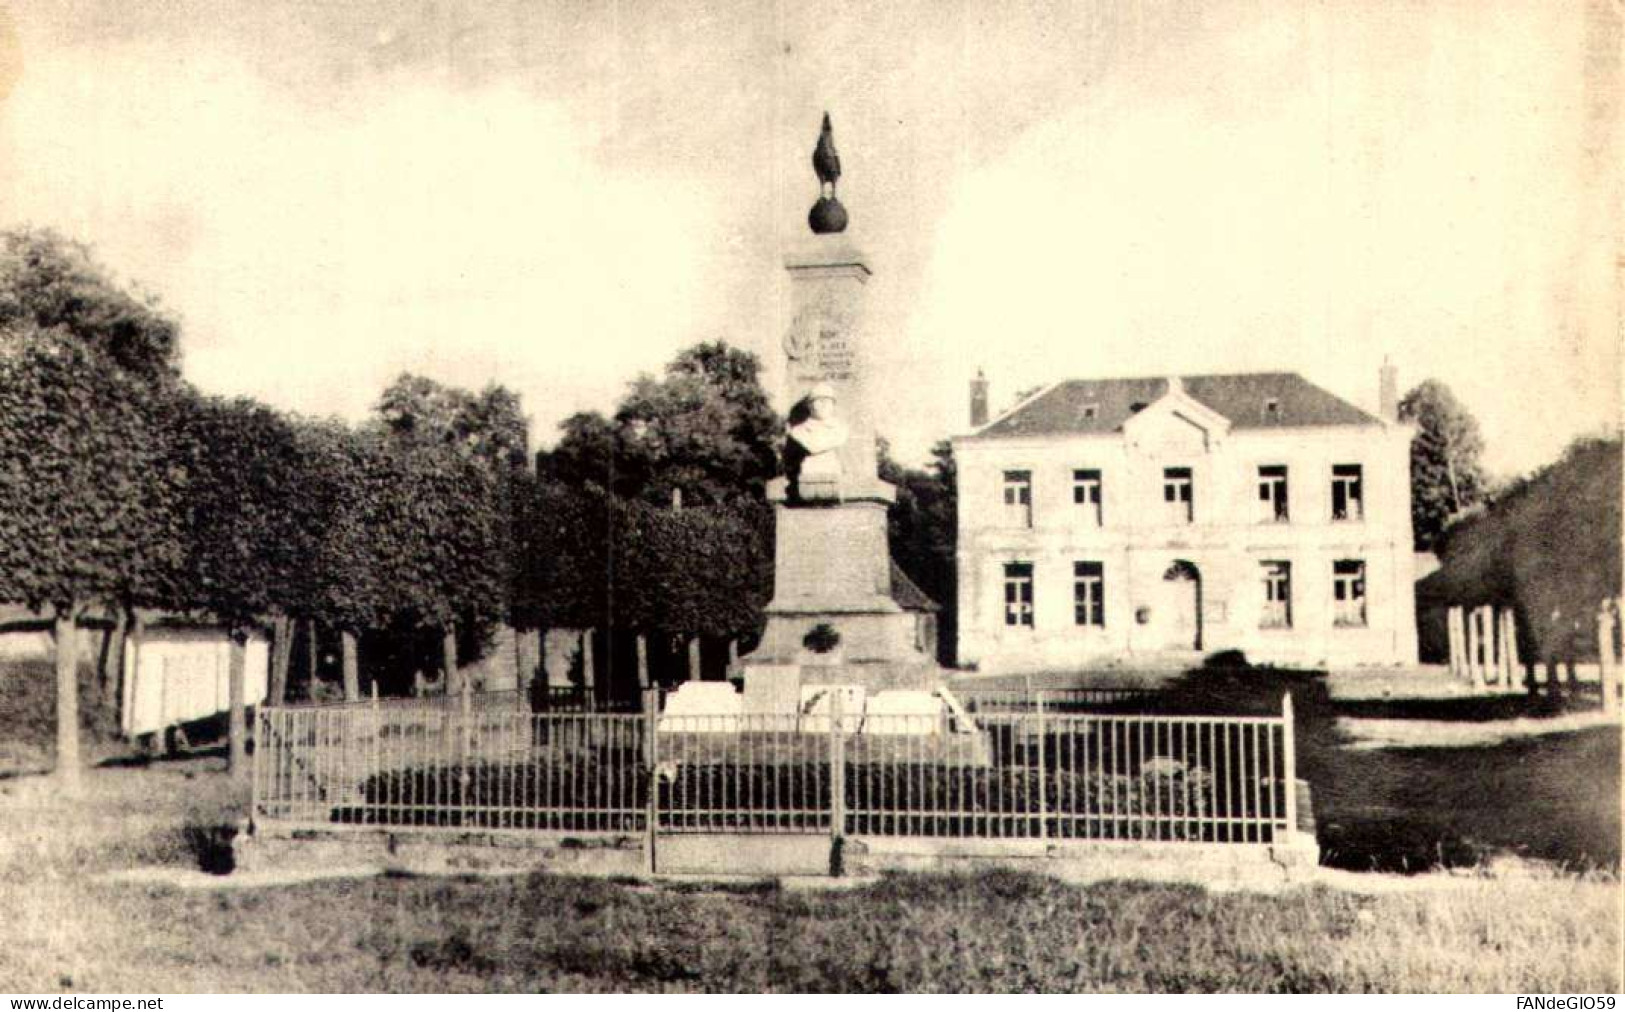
1331, 464, 1364, 521
1003, 562, 1034, 627
1073, 561, 1105, 627
1162, 467, 1193, 524
1072, 468, 1103, 525
1260, 561, 1292, 628
1333, 560, 1367, 627
1002, 470, 1033, 528
1257, 465, 1289, 523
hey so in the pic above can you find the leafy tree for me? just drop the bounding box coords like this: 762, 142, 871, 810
879, 438, 958, 662
0, 323, 187, 786
376, 373, 529, 469
0, 229, 179, 380
542, 341, 781, 506
1399, 379, 1489, 551
169, 394, 311, 626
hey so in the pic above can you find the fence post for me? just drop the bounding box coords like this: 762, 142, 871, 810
249, 703, 263, 830
1599, 600, 1620, 716
458, 677, 472, 818
829, 689, 846, 862
1281, 692, 1297, 847
644, 686, 659, 874
1035, 691, 1049, 840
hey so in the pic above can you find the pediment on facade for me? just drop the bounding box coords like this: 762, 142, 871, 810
1121, 384, 1232, 452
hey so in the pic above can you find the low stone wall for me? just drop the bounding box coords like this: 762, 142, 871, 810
235, 823, 648, 878
236, 820, 1318, 888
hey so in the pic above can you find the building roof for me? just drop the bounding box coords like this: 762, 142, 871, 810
972, 372, 1381, 439
889, 560, 940, 612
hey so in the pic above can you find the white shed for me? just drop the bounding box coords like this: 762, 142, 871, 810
120, 628, 269, 738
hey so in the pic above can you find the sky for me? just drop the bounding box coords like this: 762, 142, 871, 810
0, 0, 1618, 477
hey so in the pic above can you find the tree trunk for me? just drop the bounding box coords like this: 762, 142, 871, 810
268, 614, 292, 705
54, 604, 81, 792
688, 635, 701, 682
306, 618, 320, 700
227, 632, 248, 778
101, 607, 127, 712
341, 630, 359, 701
635, 633, 649, 690
442, 624, 459, 695
125, 609, 145, 722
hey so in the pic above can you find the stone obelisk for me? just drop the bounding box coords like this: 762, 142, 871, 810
740, 114, 941, 710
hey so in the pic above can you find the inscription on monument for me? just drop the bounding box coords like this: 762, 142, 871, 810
787, 308, 856, 385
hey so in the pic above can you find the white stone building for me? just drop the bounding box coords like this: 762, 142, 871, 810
953, 369, 1418, 673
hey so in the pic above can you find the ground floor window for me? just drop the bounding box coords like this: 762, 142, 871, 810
1260, 561, 1291, 628
1003, 562, 1034, 627
1073, 561, 1104, 626
1333, 559, 1367, 627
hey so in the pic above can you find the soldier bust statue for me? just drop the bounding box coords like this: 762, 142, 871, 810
786, 382, 848, 500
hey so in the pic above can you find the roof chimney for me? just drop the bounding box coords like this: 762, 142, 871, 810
970, 369, 989, 428
1379, 357, 1399, 421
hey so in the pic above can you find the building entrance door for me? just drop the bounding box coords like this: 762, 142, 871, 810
1157, 561, 1202, 650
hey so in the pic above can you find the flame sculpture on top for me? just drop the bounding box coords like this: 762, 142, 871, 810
808, 112, 848, 234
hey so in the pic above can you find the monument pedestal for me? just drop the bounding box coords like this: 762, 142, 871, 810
740, 480, 944, 706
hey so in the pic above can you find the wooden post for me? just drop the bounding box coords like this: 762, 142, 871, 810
341, 629, 360, 702
687, 635, 701, 682
635, 633, 650, 690
227, 631, 247, 779
442, 624, 459, 696
1599, 601, 1620, 716
53, 604, 81, 793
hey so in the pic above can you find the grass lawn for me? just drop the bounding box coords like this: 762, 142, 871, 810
0, 758, 1618, 993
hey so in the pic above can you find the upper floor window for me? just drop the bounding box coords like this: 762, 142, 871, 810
1162, 467, 1193, 524
1333, 559, 1367, 627
1073, 561, 1105, 627
1260, 561, 1292, 628
1257, 465, 1289, 523
1072, 468, 1103, 526
1331, 464, 1364, 521
1003, 562, 1034, 627
1002, 470, 1033, 528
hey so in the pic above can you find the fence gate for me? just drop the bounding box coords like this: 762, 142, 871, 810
648, 696, 840, 875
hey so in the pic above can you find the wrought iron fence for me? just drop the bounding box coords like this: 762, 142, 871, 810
253, 690, 1297, 848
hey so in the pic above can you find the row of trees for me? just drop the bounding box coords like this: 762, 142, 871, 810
0, 230, 781, 787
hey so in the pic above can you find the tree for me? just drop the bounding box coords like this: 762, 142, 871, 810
376, 373, 529, 469
542, 341, 782, 506
1399, 379, 1489, 552
879, 438, 958, 662
0, 228, 180, 380
375, 373, 526, 688
0, 324, 187, 787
